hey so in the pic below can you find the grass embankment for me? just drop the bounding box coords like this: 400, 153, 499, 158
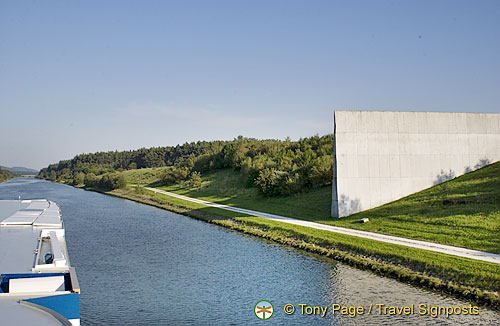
105, 185, 500, 309
118, 167, 168, 185
154, 163, 500, 254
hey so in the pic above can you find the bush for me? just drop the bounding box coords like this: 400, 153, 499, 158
240, 155, 276, 187
114, 174, 127, 189
162, 166, 191, 185
308, 155, 333, 187
188, 171, 202, 188
96, 173, 126, 191
84, 173, 98, 187
97, 175, 112, 190
255, 168, 289, 196
174, 167, 190, 182
73, 172, 85, 185
193, 154, 212, 173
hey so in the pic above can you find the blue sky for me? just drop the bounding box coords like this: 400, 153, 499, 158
1, 1, 499, 169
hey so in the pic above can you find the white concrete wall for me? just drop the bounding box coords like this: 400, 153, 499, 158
331, 111, 500, 217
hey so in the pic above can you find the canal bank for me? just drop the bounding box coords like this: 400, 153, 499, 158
101, 186, 499, 310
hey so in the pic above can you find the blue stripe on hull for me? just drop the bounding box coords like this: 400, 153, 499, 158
23, 293, 80, 320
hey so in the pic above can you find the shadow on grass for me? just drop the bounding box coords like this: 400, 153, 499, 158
146, 180, 168, 188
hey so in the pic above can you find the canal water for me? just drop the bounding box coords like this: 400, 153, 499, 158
0, 178, 498, 325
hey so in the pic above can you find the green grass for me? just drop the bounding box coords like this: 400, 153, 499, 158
150, 163, 500, 254
157, 168, 333, 220
120, 167, 169, 185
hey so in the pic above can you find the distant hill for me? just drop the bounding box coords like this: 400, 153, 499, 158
0, 166, 39, 175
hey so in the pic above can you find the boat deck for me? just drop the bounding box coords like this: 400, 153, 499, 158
0, 199, 80, 326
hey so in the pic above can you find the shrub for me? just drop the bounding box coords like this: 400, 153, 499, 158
193, 154, 212, 173
255, 168, 289, 196
308, 155, 333, 187
73, 172, 85, 185
96, 173, 126, 191
84, 173, 98, 187
162, 166, 191, 185
188, 171, 202, 188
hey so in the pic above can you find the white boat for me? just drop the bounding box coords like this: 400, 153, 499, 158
0, 199, 80, 326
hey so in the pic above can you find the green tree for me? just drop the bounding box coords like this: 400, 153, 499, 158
255, 168, 289, 196
73, 172, 85, 185
309, 155, 333, 187
84, 173, 98, 187
188, 171, 202, 188
173, 166, 190, 182
98, 174, 112, 190
113, 174, 127, 189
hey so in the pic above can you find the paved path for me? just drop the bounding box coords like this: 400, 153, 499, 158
145, 187, 500, 264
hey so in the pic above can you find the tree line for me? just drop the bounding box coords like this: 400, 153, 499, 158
38, 134, 334, 195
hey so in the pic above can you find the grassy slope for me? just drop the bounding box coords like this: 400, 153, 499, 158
120, 167, 169, 185
152, 162, 500, 254
156, 169, 333, 227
